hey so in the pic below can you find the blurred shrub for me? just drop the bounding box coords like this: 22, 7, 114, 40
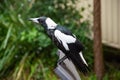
0, 0, 93, 79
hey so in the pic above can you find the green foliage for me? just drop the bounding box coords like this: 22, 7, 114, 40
0, 0, 93, 79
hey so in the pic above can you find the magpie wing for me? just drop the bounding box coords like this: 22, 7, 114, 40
56, 25, 74, 36
55, 25, 84, 50
54, 26, 89, 75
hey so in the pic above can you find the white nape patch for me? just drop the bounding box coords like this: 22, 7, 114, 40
54, 30, 76, 50
45, 18, 57, 29
79, 52, 88, 66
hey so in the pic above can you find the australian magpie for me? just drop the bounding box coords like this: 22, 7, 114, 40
29, 16, 90, 75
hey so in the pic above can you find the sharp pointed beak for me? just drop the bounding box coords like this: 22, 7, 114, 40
29, 18, 39, 23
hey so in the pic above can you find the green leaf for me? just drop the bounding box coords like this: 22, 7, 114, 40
1, 24, 12, 49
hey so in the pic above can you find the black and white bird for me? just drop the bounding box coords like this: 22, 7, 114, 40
29, 16, 89, 75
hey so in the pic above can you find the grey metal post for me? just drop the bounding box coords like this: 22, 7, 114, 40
54, 50, 81, 80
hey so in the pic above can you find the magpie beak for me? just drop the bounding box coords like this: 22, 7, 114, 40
29, 18, 39, 23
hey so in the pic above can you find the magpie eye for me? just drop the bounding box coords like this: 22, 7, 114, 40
38, 19, 43, 23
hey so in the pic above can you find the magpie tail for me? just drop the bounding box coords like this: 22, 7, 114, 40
67, 52, 90, 75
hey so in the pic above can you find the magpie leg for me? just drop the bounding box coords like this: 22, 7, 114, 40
57, 56, 67, 65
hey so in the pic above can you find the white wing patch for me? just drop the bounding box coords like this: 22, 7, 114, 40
54, 30, 76, 50
62, 42, 69, 50
79, 52, 88, 66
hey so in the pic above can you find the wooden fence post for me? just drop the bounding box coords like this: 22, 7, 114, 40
93, 0, 105, 80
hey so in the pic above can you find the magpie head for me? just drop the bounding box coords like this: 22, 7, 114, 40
29, 16, 57, 30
